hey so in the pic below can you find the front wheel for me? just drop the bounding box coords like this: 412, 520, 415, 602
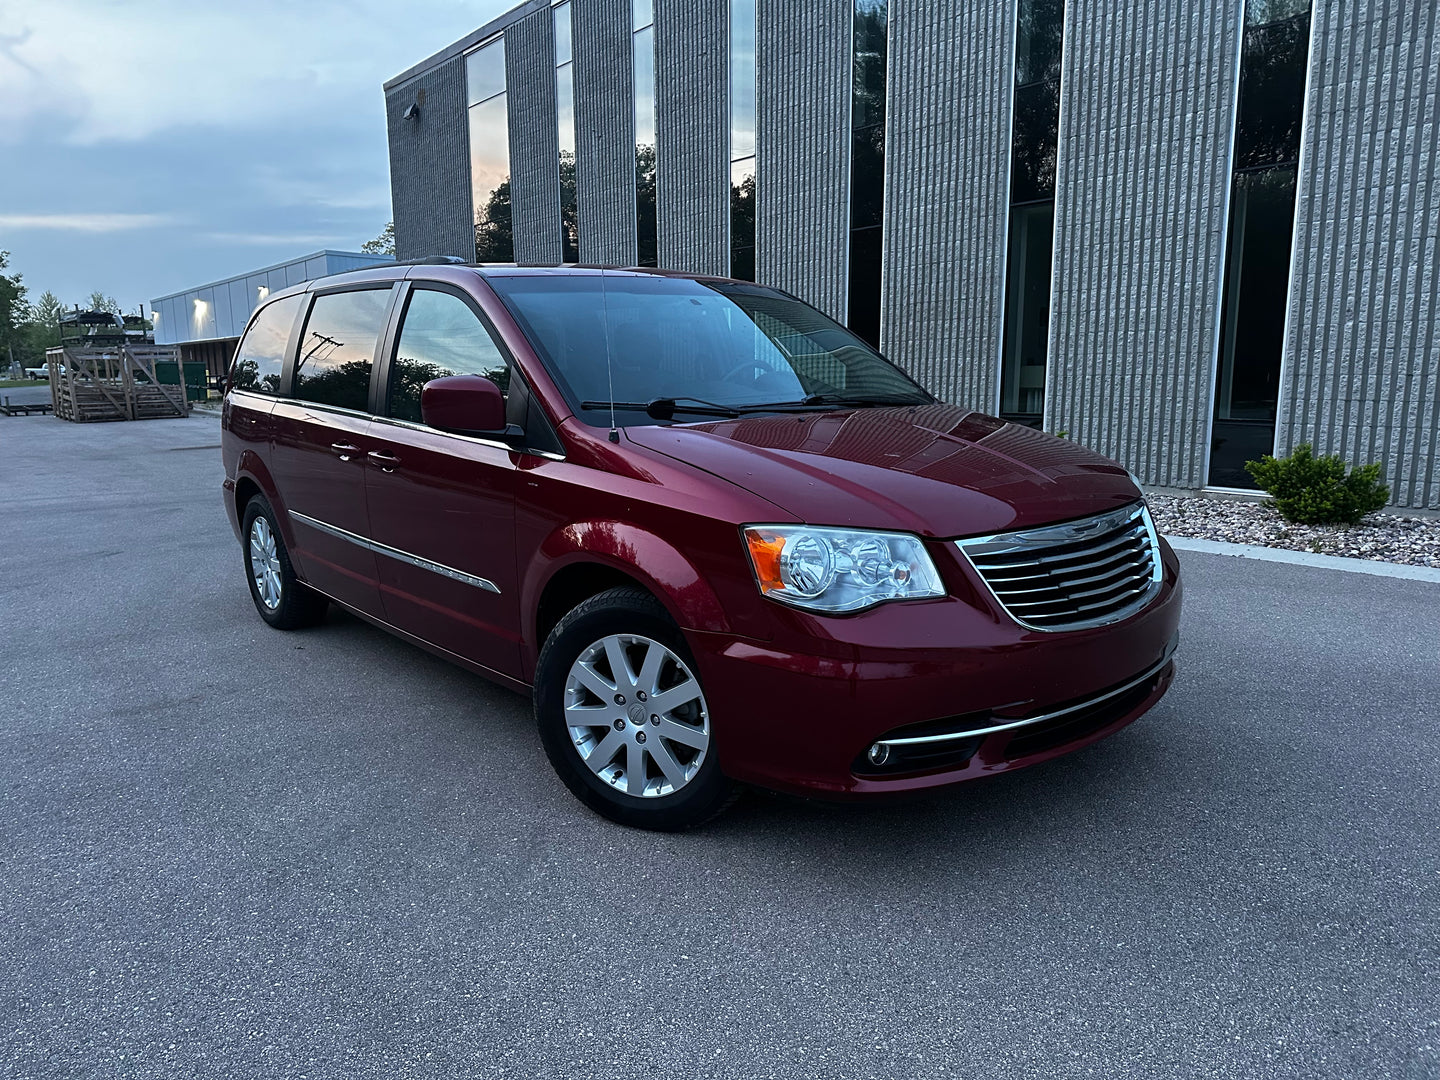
535, 587, 739, 830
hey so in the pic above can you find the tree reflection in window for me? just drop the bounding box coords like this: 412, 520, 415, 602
293, 289, 390, 413
388, 289, 510, 425
475, 177, 514, 263
636, 144, 658, 267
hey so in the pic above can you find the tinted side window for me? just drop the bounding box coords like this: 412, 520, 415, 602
293, 289, 392, 412
388, 288, 510, 424
231, 295, 302, 394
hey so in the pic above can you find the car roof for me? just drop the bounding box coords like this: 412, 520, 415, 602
257, 263, 750, 306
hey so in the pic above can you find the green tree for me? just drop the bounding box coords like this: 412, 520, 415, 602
87, 292, 122, 315
362, 222, 396, 256
0, 251, 29, 368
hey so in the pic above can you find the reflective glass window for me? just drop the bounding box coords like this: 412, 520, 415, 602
999, 204, 1054, 420
1010, 81, 1060, 203
634, 21, 657, 266
466, 39, 506, 106
470, 95, 513, 262
999, 0, 1064, 425
294, 289, 391, 412
389, 289, 509, 424
632, 0, 652, 31
1209, 0, 1311, 488
846, 0, 887, 348
730, 158, 756, 282
1233, 12, 1310, 170
231, 295, 301, 394
553, 2, 572, 64
1015, 0, 1063, 86
729, 0, 756, 161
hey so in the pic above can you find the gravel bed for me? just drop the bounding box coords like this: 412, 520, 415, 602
1146, 493, 1440, 568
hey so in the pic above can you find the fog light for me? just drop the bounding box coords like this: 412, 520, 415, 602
867, 742, 891, 766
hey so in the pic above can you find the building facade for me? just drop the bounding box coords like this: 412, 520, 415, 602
151, 251, 394, 378
383, 0, 1440, 508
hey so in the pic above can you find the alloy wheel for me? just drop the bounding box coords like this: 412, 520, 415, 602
563, 634, 710, 798
248, 516, 283, 611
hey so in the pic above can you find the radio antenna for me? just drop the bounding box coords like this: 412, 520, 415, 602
599, 266, 618, 442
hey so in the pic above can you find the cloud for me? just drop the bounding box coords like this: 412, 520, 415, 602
0, 0, 510, 145
0, 212, 173, 232
203, 232, 350, 246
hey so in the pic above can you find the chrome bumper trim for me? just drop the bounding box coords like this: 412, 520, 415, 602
289, 510, 500, 594
876, 646, 1176, 749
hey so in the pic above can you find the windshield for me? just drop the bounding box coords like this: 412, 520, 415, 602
486, 273, 932, 425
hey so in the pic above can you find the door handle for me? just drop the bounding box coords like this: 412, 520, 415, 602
367, 450, 401, 473
330, 442, 360, 461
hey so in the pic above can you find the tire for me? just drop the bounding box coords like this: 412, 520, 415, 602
535, 586, 740, 830
241, 495, 328, 630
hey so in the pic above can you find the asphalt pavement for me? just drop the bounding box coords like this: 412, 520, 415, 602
1, 414, 1436, 1079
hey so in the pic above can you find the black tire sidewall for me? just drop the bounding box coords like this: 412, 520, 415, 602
534, 588, 734, 830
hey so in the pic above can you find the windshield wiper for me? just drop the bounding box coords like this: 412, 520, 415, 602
795, 393, 930, 408
580, 397, 742, 420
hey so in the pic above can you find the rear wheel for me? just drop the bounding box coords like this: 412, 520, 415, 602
535, 587, 739, 830
241, 495, 328, 630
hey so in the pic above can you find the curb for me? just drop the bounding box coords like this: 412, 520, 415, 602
1164, 535, 1440, 583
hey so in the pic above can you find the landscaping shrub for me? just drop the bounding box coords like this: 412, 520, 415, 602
1245, 443, 1390, 525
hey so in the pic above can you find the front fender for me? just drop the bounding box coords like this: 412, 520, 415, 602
522, 519, 732, 665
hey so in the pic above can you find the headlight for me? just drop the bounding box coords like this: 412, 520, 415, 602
743, 525, 946, 613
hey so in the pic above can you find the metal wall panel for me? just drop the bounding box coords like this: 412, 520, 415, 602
1047, 1, 1242, 487
574, 0, 637, 264
882, 0, 1012, 408
506, 9, 563, 265
1278, 3, 1440, 509
655, 0, 729, 275
386, 54, 475, 261
755, 0, 850, 320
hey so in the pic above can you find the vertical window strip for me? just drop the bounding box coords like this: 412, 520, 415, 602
998, 0, 1064, 425
467, 38, 513, 263
633, 3, 658, 266
1207, 0, 1312, 488
846, 0, 887, 348
554, 3, 578, 261
729, 0, 757, 280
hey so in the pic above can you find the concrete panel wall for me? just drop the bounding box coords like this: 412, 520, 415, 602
574, 0, 637, 265
882, 0, 1013, 409
655, 0, 729, 276
506, 9, 563, 265
755, 0, 850, 321
1279, 3, 1440, 510
1047, 1, 1242, 487
386, 54, 475, 261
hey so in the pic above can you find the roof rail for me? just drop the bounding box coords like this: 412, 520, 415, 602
386, 255, 469, 267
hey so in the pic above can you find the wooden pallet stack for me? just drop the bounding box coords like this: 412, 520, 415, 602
46, 344, 191, 423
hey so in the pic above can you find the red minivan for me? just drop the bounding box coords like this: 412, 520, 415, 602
221, 262, 1181, 829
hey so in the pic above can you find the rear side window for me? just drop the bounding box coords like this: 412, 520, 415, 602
388, 288, 510, 424
293, 288, 392, 412
231, 295, 302, 394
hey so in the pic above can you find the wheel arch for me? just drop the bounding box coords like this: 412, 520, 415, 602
522, 520, 732, 681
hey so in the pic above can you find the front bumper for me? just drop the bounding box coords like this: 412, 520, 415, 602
687, 541, 1182, 798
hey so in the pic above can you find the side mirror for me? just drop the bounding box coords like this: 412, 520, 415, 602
421, 375, 506, 434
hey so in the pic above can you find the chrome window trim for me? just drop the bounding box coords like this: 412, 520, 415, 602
369, 413, 566, 461
954, 501, 1163, 633
875, 642, 1176, 750
289, 510, 501, 594
226, 388, 276, 405
276, 398, 373, 422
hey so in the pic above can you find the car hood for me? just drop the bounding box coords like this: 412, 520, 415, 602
623, 404, 1142, 537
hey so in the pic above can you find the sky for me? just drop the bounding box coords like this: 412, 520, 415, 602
0, 0, 511, 315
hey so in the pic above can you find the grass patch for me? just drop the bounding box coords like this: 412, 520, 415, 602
0, 379, 46, 388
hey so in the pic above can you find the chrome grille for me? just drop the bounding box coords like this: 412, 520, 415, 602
955, 502, 1162, 631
